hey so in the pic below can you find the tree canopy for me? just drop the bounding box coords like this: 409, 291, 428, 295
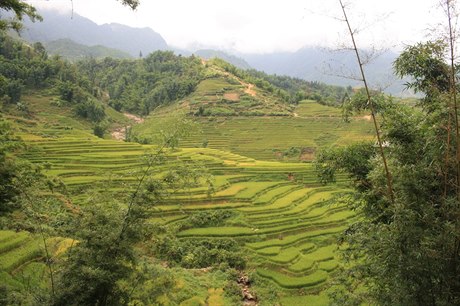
317, 39, 460, 306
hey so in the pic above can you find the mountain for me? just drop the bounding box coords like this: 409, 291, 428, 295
20, 9, 168, 56
194, 49, 251, 69
44, 39, 132, 61
18, 9, 408, 95
239, 47, 410, 96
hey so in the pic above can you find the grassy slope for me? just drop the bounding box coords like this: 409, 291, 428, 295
134, 99, 374, 161
134, 61, 374, 161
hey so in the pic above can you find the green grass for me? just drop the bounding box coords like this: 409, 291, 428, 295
294, 99, 342, 117
264, 243, 316, 264
255, 246, 281, 256
134, 112, 374, 161
177, 226, 255, 237
0, 232, 31, 254
17, 128, 353, 302
246, 226, 348, 250
257, 268, 328, 289
0, 232, 43, 272
267, 246, 303, 264
288, 245, 336, 273
280, 293, 329, 306
242, 187, 312, 213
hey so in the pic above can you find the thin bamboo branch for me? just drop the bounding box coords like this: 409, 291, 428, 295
446, 0, 460, 198
338, 0, 395, 203
21, 192, 56, 301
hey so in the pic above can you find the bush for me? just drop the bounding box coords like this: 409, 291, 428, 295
93, 124, 106, 138
5, 79, 23, 103
75, 99, 105, 122
153, 237, 246, 270
58, 81, 74, 102
180, 210, 235, 229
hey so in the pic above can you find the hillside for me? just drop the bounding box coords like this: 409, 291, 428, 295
240, 47, 410, 96
44, 38, 132, 61
132, 59, 373, 161
1, 89, 356, 305
20, 9, 168, 56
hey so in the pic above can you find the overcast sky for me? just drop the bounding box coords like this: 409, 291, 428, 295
28, 0, 444, 53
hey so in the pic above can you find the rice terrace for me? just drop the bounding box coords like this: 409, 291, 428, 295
1, 1, 460, 306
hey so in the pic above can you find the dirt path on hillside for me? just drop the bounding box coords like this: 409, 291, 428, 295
205, 63, 257, 98
243, 83, 256, 97
111, 113, 144, 141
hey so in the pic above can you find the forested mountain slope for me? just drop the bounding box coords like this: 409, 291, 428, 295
20, 9, 168, 56
43, 38, 132, 61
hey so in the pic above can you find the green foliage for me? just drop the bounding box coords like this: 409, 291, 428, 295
342, 88, 391, 121
394, 41, 449, 98
58, 81, 74, 102
153, 236, 246, 270
315, 142, 375, 190
180, 210, 235, 229
93, 124, 106, 138
0, 0, 42, 32
54, 201, 136, 305
320, 40, 460, 306
4, 78, 23, 103
0, 118, 42, 214
0, 33, 96, 109
245, 68, 352, 105
76, 51, 204, 115
75, 99, 106, 123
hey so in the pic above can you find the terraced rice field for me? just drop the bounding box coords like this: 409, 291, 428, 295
10, 125, 355, 305
134, 103, 374, 161
0, 230, 73, 290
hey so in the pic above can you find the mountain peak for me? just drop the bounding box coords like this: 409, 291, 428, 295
21, 9, 168, 56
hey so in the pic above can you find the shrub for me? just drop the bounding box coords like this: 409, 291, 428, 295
75, 99, 105, 122
93, 124, 105, 138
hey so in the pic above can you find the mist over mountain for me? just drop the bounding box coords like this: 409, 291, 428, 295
239, 47, 408, 96
18, 9, 409, 95
194, 49, 251, 69
43, 39, 132, 61
20, 9, 168, 56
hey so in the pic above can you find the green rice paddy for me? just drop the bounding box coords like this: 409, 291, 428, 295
1, 94, 373, 305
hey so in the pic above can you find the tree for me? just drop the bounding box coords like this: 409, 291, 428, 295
318, 39, 460, 306
0, 0, 42, 32
314, 2, 460, 305
119, 0, 140, 10
0, 118, 24, 213
337, 0, 394, 203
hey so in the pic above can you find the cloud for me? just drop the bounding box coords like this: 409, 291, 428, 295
28, 0, 72, 14
25, 0, 445, 53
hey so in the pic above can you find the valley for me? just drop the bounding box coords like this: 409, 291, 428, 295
0, 69, 369, 304
3, 2, 457, 304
